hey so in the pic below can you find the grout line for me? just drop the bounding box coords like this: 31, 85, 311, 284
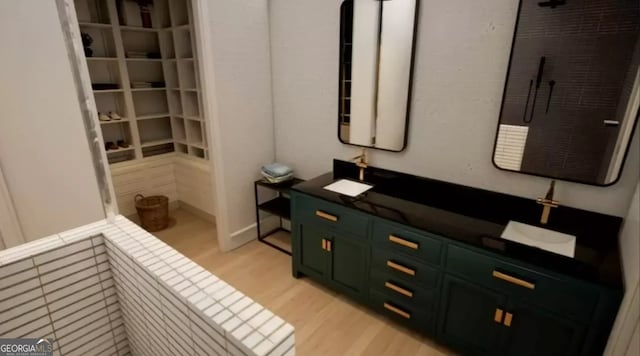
91, 238, 121, 355
32, 256, 62, 354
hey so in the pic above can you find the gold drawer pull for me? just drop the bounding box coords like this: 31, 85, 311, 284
504, 312, 513, 327
388, 235, 418, 250
494, 308, 504, 323
385, 282, 413, 298
383, 303, 411, 319
492, 270, 535, 290
316, 210, 338, 222
327, 240, 332, 252
321, 238, 327, 250
386, 261, 416, 276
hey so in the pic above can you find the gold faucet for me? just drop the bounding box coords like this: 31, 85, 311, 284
352, 148, 368, 181
537, 180, 559, 224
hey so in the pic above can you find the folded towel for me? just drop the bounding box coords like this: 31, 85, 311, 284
261, 171, 294, 183
261, 163, 293, 178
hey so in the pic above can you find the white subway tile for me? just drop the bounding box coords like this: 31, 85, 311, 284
253, 339, 275, 356
238, 303, 263, 321
258, 316, 285, 338
0, 258, 34, 279
269, 323, 295, 344
248, 309, 274, 330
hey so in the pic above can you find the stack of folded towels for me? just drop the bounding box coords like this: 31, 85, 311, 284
261, 163, 294, 183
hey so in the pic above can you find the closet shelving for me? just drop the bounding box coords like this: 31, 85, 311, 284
75, 0, 207, 164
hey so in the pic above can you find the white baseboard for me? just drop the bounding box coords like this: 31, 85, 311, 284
227, 216, 281, 251
178, 200, 216, 224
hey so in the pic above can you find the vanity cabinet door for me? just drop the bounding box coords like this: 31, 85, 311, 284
327, 234, 369, 302
438, 275, 507, 356
296, 223, 329, 280
501, 300, 586, 356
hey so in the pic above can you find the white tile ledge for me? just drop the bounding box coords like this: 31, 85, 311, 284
0, 215, 295, 356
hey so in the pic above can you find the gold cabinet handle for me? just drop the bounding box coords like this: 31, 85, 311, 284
492, 270, 535, 290
388, 235, 419, 250
385, 282, 413, 298
315, 210, 338, 222
494, 308, 504, 323
321, 239, 327, 250
386, 261, 416, 276
504, 312, 513, 327
327, 240, 332, 252
383, 303, 411, 319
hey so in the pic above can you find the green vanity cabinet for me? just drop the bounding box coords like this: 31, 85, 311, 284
292, 194, 370, 301
296, 223, 330, 280
291, 191, 619, 356
500, 298, 586, 356
439, 275, 507, 355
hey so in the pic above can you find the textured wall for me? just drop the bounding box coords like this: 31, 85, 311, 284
0, 0, 104, 240
269, 0, 640, 217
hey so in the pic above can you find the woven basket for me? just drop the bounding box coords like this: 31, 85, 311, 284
135, 194, 169, 232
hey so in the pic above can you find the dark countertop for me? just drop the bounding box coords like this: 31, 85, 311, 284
291, 160, 623, 289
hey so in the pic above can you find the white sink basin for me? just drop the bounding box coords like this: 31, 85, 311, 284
323, 179, 373, 197
501, 221, 576, 258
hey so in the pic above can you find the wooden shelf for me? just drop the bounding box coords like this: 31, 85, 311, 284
120, 26, 159, 32
137, 113, 170, 120
190, 142, 206, 149
100, 119, 130, 125
76, 0, 206, 163
141, 138, 173, 148
93, 89, 123, 94
125, 58, 163, 62
79, 22, 111, 29
87, 57, 118, 61
106, 147, 134, 153
131, 87, 167, 92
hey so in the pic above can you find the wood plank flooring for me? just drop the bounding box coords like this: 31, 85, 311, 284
140, 210, 454, 356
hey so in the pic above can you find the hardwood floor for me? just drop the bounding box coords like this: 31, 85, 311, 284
141, 210, 454, 356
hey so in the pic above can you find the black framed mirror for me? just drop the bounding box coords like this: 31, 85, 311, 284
338, 0, 419, 152
493, 0, 640, 186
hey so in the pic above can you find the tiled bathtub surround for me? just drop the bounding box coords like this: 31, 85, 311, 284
0, 231, 126, 356
0, 217, 295, 356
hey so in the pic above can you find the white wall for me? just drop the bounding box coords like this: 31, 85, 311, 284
0, 0, 105, 241
269, 0, 640, 217
605, 181, 640, 356
197, 0, 275, 250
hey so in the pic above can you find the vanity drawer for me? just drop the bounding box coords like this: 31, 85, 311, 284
370, 290, 436, 334
371, 248, 439, 289
446, 244, 598, 323
372, 221, 442, 265
295, 194, 369, 237
370, 270, 436, 311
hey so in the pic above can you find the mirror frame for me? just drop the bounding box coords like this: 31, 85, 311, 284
337, 0, 420, 153
491, 0, 640, 187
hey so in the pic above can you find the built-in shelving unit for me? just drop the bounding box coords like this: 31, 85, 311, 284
75, 0, 207, 164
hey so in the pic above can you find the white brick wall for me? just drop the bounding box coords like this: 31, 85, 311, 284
0, 217, 295, 356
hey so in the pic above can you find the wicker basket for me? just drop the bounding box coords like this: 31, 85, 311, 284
135, 194, 169, 232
